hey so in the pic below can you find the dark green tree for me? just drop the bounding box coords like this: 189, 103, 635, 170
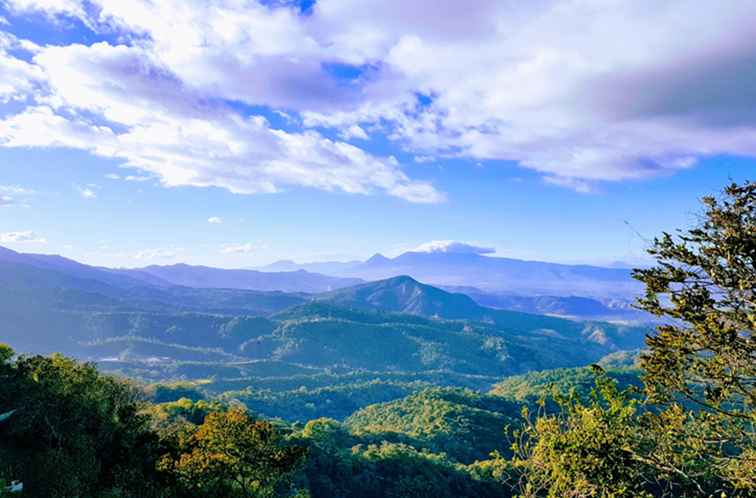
0, 347, 168, 497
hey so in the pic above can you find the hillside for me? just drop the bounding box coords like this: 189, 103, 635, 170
446, 286, 652, 321
316, 276, 647, 351
489, 365, 644, 404
345, 388, 520, 463
316, 275, 484, 319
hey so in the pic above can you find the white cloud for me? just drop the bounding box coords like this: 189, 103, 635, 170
207, 216, 223, 224
7, 0, 84, 17
339, 124, 369, 140
4, 0, 756, 193
411, 240, 496, 255
0, 40, 441, 203
0, 185, 35, 206
543, 176, 592, 194
0, 230, 46, 243
220, 242, 257, 254
133, 247, 182, 260
75, 185, 96, 199
0, 33, 44, 102
0, 185, 34, 195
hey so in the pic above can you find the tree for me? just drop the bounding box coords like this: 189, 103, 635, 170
509, 372, 743, 497
633, 181, 755, 421
158, 408, 307, 498
509, 182, 756, 497
634, 181, 755, 490
510, 375, 657, 498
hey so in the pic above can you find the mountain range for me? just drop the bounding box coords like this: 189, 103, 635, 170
117, 263, 363, 293
0, 244, 652, 419
0, 245, 646, 363
260, 250, 644, 299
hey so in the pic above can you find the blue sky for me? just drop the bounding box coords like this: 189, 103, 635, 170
0, 1, 753, 268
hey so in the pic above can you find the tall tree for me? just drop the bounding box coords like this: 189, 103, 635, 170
633, 181, 755, 418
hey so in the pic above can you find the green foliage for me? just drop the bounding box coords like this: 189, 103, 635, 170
0, 347, 308, 497
0, 349, 166, 497
508, 183, 756, 497
489, 365, 643, 406
294, 437, 506, 498
510, 374, 657, 497
509, 373, 752, 497
633, 181, 755, 492
149, 397, 227, 427
346, 388, 519, 463
222, 380, 427, 422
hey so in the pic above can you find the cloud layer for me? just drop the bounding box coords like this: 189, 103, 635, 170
1, 0, 756, 194
412, 240, 495, 255
0, 230, 46, 243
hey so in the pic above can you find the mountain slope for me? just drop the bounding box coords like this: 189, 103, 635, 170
316, 275, 483, 319
0, 245, 360, 294
316, 276, 647, 351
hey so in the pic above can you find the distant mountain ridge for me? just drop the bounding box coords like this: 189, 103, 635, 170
442, 286, 650, 321
260, 250, 643, 299
119, 263, 363, 293
0, 245, 362, 293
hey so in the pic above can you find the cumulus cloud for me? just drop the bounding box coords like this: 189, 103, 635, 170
207, 216, 223, 224
3, 0, 756, 193
0, 39, 441, 203
0, 230, 46, 243
411, 240, 496, 255
220, 242, 257, 254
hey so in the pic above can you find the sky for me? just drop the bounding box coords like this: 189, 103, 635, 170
0, 0, 753, 268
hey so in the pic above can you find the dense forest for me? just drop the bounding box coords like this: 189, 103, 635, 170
1, 183, 755, 497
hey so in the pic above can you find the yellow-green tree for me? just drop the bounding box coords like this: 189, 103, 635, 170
159, 408, 307, 497
509, 182, 756, 497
